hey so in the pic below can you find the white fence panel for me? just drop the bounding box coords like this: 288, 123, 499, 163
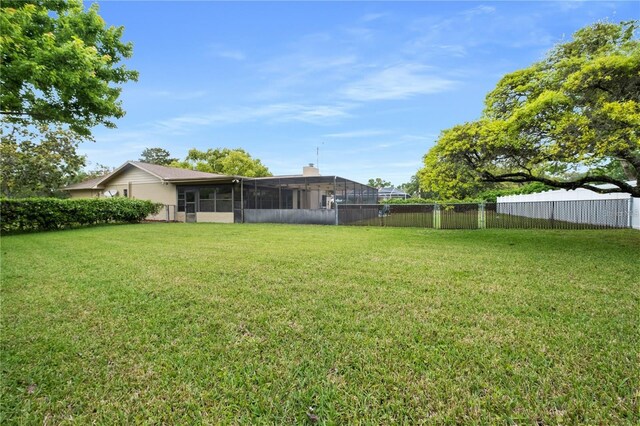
497, 186, 639, 229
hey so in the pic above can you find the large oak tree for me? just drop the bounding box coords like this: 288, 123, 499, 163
420, 21, 640, 198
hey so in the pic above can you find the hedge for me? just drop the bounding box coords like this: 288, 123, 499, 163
0, 198, 162, 233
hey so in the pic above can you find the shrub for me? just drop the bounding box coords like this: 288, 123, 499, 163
0, 198, 162, 233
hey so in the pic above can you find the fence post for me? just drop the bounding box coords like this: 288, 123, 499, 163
478, 202, 486, 229
433, 204, 441, 229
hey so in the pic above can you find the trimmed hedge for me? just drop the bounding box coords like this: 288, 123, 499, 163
1, 198, 162, 233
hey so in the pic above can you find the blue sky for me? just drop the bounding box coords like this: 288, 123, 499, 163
83, 1, 638, 185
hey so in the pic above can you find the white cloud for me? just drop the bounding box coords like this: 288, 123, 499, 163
217, 50, 246, 61
360, 13, 386, 23
324, 130, 388, 139
156, 102, 354, 133
461, 5, 496, 18
341, 64, 457, 101
145, 89, 208, 101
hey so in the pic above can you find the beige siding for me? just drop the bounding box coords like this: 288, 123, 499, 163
128, 182, 177, 221
106, 166, 162, 185
130, 182, 175, 204
196, 212, 234, 223
68, 189, 101, 198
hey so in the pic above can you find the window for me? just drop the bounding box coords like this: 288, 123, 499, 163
177, 185, 233, 213
177, 188, 185, 212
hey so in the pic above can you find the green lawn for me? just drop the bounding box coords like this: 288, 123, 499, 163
1, 224, 639, 424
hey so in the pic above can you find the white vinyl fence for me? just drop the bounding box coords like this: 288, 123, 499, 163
497, 185, 639, 230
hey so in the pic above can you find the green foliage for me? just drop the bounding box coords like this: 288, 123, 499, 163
139, 147, 177, 166
367, 177, 392, 188
0, 0, 139, 136
171, 148, 271, 177
0, 123, 87, 197
475, 182, 551, 203
398, 175, 421, 197
420, 20, 640, 197
380, 197, 482, 204
69, 163, 114, 184
0, 197, 161, 232
380, 182, 549, 203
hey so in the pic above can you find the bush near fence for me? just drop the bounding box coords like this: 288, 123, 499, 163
0, 198, 162, 233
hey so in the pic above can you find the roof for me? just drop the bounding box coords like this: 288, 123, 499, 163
126, 161, 229, 181
378, 187, 409, 196
65, 161, 376, 191
64, 176, 108, 190
65, 161, 232, 190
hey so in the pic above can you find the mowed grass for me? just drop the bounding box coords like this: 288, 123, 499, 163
1, 224, 639, 424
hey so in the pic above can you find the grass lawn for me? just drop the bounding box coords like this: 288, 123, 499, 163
1, 224, 639, 424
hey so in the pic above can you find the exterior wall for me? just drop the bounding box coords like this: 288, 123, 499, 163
130, 182, 177, 221
100, 166, 176, 221
106, 166, 161, 185
70, 167, 178, 221
68, 189, 101, 198
196, 212, 234, 223
309, 190, 321, 209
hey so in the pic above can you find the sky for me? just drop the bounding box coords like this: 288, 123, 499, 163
82, 1, 639, 185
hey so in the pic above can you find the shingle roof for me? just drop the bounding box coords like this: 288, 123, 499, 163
65, 161, 232, 191
64, 176, 108, 190
128, 162, 229, 181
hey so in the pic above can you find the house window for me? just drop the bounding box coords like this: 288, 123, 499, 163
177, 185, 233, 212
177, 188, 185, 212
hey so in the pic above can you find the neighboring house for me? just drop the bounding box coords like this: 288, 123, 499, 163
378, 187, 410, 201
65, 161, 377, 224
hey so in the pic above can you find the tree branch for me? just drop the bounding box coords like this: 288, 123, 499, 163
481, 171, 640, 197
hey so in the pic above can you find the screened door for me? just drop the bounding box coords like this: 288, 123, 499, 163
185, 190, 197, 222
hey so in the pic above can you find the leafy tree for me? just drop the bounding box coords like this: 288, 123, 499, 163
398, 175, 418, 197
1, 124, 86, 197
420, 21, 640, 197
0, 0, 138, 137
70, 163, 114, 184
139, 147, 177, 166
171, 148, 271, 177
367, 178, 392, 188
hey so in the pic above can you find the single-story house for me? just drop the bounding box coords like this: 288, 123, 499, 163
65, 161, 377, 225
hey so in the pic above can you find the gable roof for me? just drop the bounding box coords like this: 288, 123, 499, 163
65, 161, 232, 190
64, 176, 108, 190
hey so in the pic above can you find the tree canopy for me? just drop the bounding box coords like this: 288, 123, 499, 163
171, 148, 272, 177
367, 178, 392, 188
1, 125, 86, 197
419, 20, 640, 198
139, 148, 177, 166
0, 0, 138, 136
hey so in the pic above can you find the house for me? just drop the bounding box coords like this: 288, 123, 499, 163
377, 187, 410, 201
65, 161, 377, 224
